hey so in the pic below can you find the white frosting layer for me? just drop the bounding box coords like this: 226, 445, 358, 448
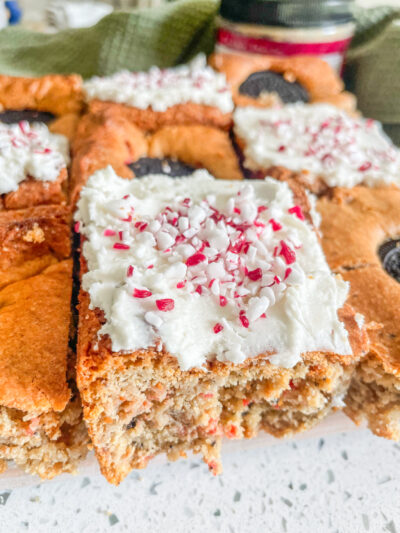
75, 167, 352, 370
0, 121, 69, 195
234, 104, 400, 188
83, 54, 233, 114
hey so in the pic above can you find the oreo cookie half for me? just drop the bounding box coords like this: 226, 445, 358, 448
128, 157, 196, 178
239, 71, 309, 104
0, 109, 56, 124
379, 239, 400, 282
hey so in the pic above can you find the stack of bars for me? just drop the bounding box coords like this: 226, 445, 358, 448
1, 51, 399, 485
0, 74, 88, 478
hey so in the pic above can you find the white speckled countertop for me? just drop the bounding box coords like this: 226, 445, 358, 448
0, 425, 399, 533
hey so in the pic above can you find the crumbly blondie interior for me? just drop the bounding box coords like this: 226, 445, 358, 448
345, 358, 400, 440
80, 350, 355, 485
0, 395, 88, 479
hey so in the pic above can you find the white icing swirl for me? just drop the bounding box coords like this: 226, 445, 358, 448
83, 54, 234, 114
234, 104, 400, 188
75, 167, 352, 371
0, 121, 69, 195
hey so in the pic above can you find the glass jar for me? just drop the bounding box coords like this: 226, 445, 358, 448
216, 0, 355, 73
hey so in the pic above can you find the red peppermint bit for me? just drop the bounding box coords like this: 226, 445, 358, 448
207, 460, 219, 475
239, 310, 249, 328
127, 265, 134, 277
274, 275, 281, 285
233, 207, 241, 214
273, 246, 279, 257
213, 323, 224, 334
18, 121, 27, 134
25, 417, 40, 436
118, 231, 124, 241
135, 221, 148, 232
74, 221, 80, 233
258, 205, 268, 214
247, 268, 262, 281
121, 214, 133, 222
200, 393, 214, 399
269, 218, 282, 232
289, 379, 297, 390
288, 205, 305, 221
156, 298, 174, 311
278, 145, 286, 152
226, 424, 238, 439
198, 241, 207, 253
113, 243, 130, 250
133, 288, 152, 298
176, 281, 186, 289
104, 229, 116, 237
260, 313, 267, 319
147, 264, 154, 269
280, 241, 296, 265
195, 285, 203, 295
186, 252, 206, 267
284, 267, 292, 280
358, 162, 372, 172
208, 278, 216, 289
182, 197, 191, 207
175, 235, 185, 244
123, 194, 130, 200
207, 418, 218, 435
219, 295, 227, 307
254, 220, 266, 228
242, 398, 250, 407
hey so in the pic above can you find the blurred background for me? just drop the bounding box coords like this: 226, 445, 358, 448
12, 0, 400, 31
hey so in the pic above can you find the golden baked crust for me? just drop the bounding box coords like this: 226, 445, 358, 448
148, 125, 242, 180
1, 168, 67, 211
70, 109, 147, 205
0, 74, 83, 116
88, 99, 232, 132
0, 260, 73, 413
319, 186, 400, 271
0, 204, 71, 289
209, 52, 355, 112
71, 109, 242, 204
318, 186, 400, 438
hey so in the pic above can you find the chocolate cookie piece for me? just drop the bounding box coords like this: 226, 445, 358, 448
239, 71, 309, 104
129, 157, 196, 178
379, 239, 400, 282
0, 109, 56, 125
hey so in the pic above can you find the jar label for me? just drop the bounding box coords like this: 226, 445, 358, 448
216, 27, 352, 72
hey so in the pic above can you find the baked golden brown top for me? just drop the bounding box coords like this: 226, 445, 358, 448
210, 52, 355, 113
0, 204, 71, 289
71, 109, 147, 205
318, 186, 400, 271
0, 74, 83, 116
0, 260, 73, 413
318, 186, 400, 375
88, 99, 232, 132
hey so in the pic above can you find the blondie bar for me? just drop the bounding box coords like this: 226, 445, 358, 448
75, 167, 366, 484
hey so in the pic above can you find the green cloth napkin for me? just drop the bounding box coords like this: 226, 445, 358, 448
0, 0, 218, 78
346, 6, 400, 144
0, 0, 398, 140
